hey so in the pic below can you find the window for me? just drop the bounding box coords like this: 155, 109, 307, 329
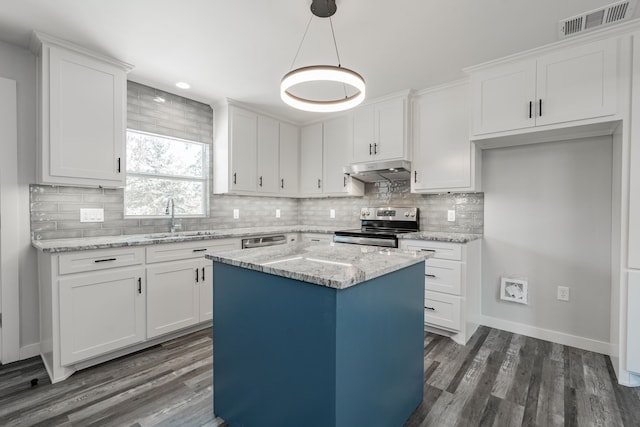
125, 130, 209, 216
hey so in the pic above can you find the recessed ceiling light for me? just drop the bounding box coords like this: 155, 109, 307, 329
176, 82, 190, 89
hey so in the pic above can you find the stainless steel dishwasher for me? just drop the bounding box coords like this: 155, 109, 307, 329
241, 235, 287, 249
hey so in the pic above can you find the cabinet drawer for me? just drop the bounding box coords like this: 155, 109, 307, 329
424, 291, 461, 331
58, 247, 144, 275
425, 259, 462, 295
402, 240, 462, 261
146, 239, 240, 264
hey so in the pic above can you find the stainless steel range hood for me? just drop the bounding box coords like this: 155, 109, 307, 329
343, 159, 411, 183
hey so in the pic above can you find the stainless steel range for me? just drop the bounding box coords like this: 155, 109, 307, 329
333, 206, 419, 248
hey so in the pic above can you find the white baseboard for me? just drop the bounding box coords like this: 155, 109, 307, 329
19, 342, 40, 360
480, 315, 611, 355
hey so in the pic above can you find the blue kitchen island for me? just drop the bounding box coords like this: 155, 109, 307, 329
206, 242, 431, 427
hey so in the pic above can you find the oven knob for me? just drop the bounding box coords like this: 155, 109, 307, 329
410, 212, 416, 217
404, 212, 410, 217
363, 210, 370, 216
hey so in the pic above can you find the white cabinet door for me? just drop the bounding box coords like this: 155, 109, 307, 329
322, 116, 351, 194
471, 38, 617, 137
413, 82, 479, 192
352, 97, 407, 162
471, 59, 537, 135
146, 259, 200, 338
59, 267, 145, 365
536, 38, 617, 126
199, 260, 213, 322
229, 107, 257, 192
47, 46, 126, 186
376, 97, 406, 161
279, 122, 299, 195
352, 104, 375, 163
300, 123, 323, 194
257, 115, 279, 194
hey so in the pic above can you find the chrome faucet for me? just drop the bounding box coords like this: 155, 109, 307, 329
164, 198, 180, 233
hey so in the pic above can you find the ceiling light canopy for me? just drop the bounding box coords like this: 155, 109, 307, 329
281, 0, 365, 113
176, 81, 190, 89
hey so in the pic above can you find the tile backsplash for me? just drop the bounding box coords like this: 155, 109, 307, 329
299, 181, 484, 233
31, 182, 483, 240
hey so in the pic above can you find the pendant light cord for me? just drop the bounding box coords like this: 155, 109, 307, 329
329, 17, 341, 67
289, 16, 314, 70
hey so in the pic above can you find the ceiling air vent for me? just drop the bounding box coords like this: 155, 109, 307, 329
558, 0, 636, 39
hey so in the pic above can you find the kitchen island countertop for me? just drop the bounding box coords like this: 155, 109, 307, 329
206, 242, 432, 289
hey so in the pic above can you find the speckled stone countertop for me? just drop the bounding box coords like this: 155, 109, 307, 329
31, 225, 343, 253
398, 231, 483, 243
32, 226, 483, 253
205, 242, 432, 289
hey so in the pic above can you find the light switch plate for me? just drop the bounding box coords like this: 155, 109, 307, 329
233, 209, 239, 219
80, 208, 104, 223
330, 209, 336, 219
447, 210, 456, 222
276, 209, 281, 218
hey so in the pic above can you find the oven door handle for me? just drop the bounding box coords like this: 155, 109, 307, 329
333, 235, 397, 247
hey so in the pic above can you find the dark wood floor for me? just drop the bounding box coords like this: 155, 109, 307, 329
0, 326, 638, 426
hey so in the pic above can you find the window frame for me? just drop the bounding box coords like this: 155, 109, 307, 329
124, 129, 210, 219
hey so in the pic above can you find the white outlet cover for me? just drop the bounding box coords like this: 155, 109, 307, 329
80, 208, 104, 223
276, 209, 281, 218
557, 286, 570, 301
233, 208, 239, 219
330, 209, 336, 219
447, 210, 456, 222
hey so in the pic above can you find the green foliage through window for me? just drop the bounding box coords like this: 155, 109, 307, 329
125, 130, 209, 216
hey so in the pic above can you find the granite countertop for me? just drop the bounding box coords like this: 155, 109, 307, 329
31, 225, 344, 253
32, 225, 483, 253
398, 231, 483, 243
205, 242, 432, 290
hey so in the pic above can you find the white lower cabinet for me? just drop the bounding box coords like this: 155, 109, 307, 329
145, 239, 239, 338
146, 259, 201, 338
59, 267, 146, 365
37, 238, 240, 383
400, 238, 482, 345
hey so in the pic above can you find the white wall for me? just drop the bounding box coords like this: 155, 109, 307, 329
0, 40, 39, 356
481, 136, 613, 345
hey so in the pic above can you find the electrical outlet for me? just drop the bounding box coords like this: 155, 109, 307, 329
447, 210, 456, 222
276, 209, 281, 218
330, 209, 336, 219
80, 208, 104, 223
233, 208, 239, 219
557, 286, 570, 301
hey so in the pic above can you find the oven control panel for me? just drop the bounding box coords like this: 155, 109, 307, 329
360, 207, 418, 221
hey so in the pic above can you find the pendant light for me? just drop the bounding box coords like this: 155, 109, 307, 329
280, 0, 365, 113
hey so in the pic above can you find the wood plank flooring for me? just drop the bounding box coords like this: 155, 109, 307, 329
0, 326, 638, 426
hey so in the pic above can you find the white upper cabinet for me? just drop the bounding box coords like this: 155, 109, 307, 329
299, 123, 324, 195
257, 115, 280, 194
470, 38, 618, 137
278, 122, 299, 195
412, 81, 480, 193
300, 120, 363, 197
214, 103, 298, 197
229, 106, 258, 192
30, 32, 132, 187
323, 116, 359, 195
352, 95, 409, 163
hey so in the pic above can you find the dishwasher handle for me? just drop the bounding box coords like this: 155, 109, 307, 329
242, 235, 287, 249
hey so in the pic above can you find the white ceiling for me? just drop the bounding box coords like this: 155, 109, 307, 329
0, 0, 633, 123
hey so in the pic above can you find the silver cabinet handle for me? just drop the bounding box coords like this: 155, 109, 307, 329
138, 277, 142, 294
281, 178, 284, 189
317, 179, 321, 189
